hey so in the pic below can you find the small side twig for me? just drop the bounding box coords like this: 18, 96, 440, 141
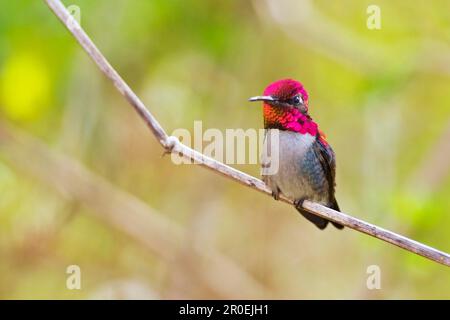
44, 0, 450, 267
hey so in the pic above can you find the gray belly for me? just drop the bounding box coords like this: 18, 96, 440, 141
261, 129, 329, 205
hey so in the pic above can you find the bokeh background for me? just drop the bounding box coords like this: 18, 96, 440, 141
0, 0, 449, 299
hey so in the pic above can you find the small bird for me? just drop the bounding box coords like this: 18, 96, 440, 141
249, 79, 343, 230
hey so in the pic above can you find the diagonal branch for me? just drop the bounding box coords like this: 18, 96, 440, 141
44, 0, 450, 267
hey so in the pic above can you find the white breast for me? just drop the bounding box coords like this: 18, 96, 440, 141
261, 129, 316, 201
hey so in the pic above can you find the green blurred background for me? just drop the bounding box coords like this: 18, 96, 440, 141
0, 0, 449, 299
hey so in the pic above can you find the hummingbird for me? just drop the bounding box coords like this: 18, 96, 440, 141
249, 79, 343, 230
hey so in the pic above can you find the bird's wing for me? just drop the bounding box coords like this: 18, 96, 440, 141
312, 135, 337, 199
312, 137, 343, 229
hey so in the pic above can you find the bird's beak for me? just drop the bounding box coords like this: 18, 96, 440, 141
248, 96, 277, 103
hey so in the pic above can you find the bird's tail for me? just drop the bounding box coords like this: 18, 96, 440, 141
295, 198, 344, 230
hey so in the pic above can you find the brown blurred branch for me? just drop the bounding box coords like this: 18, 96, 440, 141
0, 121, 268, 299
45, 0, 449, 267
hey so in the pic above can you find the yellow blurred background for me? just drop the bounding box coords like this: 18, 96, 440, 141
0, 0, 449, 299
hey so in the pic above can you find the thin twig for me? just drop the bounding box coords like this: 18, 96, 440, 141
44, 0, 450, 267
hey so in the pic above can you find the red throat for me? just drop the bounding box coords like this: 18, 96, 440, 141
263, 104, 328, 145
263, 104, 317, 134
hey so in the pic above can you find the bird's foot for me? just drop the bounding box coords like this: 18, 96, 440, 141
293, 198, 307, 209
271, 187, 281, 201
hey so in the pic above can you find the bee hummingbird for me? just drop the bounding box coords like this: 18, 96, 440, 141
249, 79, 343, 230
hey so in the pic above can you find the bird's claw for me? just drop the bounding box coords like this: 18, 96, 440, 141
270, 187, 281, 201
272, 191, 280, 201
294, 198, 306, 209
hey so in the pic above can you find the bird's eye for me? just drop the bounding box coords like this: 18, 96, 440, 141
291, 95, 303, 106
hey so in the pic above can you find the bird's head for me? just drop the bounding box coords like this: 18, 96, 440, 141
249, 78, 309, 114
249, 78, 318, 135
